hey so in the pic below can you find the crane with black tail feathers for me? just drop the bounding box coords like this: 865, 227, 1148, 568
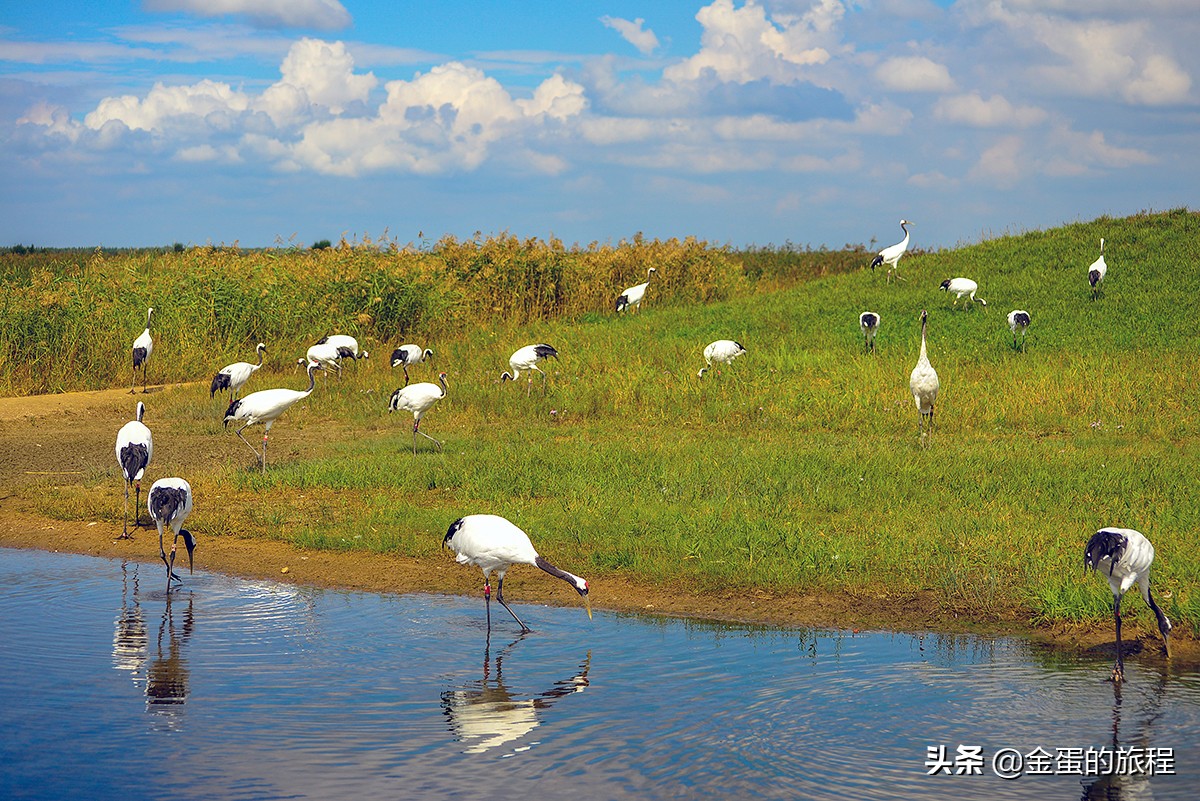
1084, 527, 1172, 682
859, 312, 880, 354
615, 267, 657, 313
1089, 238, 1107, 300
388, 372, 448, 454
698, 339, 747, 377
223, 362, 322, 473
315, 334, 368, 362
391, 344, 434, 386
870, 220, 911, 283
148, 478, 195, 593
211, 343, 266, 400
115, 401, 153, 539
1007, 310, 1030, 351
131, 307, 154, 393
501, 344, 558, 396
443, 514, 591, 633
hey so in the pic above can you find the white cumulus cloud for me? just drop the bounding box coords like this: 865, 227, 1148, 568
664, 0, 839, 84
933, 93, 1047, 128
600, 16, 660, 55
875, 56, 955, 93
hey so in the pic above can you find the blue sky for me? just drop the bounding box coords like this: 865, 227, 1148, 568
2, 0, 1196, 250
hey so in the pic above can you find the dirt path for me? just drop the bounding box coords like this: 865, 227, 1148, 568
2, 384, 1194, 665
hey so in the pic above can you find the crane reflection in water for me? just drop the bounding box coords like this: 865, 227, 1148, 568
112, 561, 194, 728
441, 636, 591, 755
1080, 669, 1169, 801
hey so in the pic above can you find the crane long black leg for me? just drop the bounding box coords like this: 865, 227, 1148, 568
1112, 594, 1124, 682
496, 577, 531, 633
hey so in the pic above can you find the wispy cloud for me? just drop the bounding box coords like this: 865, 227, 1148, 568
599, 16, 660, 56
143, 0, 353, 31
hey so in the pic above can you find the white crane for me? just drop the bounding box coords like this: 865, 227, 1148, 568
1084, 527, 1173, 682
697, 339, 747, 377
130, 307, 154, 393
501, 343, 558, 396
615, 267, 657, 313
909, 309, 939, 437
115, 401, 153, 538
859, 312, 880, 354
315, 334, 368, 361
390, 344, 434, 386
210, 342, 266, 400
1089, 238, 1107, 300
1007, 310, 1031, 351
297, 341, 344, 377
223, 361, 322, 473
389, 371, 448, 454
148, 477, 195, 593
870, 220, 912, 283
940, 277, 987, 309
443, 514, 592, 633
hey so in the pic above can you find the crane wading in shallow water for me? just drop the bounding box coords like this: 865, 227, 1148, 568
148, 477, 195, 594
443, 514, 591, 633
223, 362, 322, 473
870, 220, 911, 283
1084, 527, 1172, 682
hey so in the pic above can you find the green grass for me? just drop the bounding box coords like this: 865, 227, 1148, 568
10, 208, 1200, 635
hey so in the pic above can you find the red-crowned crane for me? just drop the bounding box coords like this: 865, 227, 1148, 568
210, 342, 266, 401
389, 371, 448, 454
859, 312, 880, 354
909, 310, 939, 437
315, 334, 368, 362
698, 339, 747, 377
1089, 238, 1107, 300
1007, 310, 1030, 351
1085, 527, 1173, 682
115, 401, 153, 538
443, 513, 591, 633
615, 267, 657, 313
297, 342, 344, 378
870, 220, 911, 283
223, 362, 322, 473
501, 344, 558, 396
148, 477, 195, 593
131, 307, 154, 393
940, 277, 987, 309
391, 344, 434, 386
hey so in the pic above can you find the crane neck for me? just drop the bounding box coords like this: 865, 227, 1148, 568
438, 373, 448, 397
919, 318, 929, 361
304, 364, 319, 394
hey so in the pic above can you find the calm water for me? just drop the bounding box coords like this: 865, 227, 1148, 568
1, 547, 1198, 800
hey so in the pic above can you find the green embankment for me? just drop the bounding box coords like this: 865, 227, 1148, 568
4, 210, 1198, 632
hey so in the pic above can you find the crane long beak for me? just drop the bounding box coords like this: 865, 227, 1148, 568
584, 594, 592, 621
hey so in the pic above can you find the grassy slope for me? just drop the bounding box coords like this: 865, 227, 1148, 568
22, 210, 1200, 634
